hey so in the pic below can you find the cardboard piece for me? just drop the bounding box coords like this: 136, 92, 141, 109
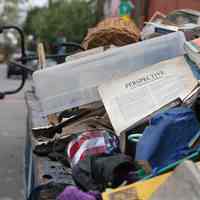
150, 161, 200, 200
102, 172, 171, 200
103, 161, 200, 200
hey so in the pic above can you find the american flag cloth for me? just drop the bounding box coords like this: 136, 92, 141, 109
67, 130, 120, 167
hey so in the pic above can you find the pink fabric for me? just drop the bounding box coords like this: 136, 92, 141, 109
57, 186, 100, 200
111, 0, 120, 16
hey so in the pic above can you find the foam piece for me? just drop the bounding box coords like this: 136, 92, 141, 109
33, 32, 186, 116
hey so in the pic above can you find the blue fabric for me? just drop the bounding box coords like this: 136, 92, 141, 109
136, 107, 200, 172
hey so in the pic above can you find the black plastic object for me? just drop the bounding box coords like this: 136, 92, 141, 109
56, 42, 85, 64
0, 61, 28, 96
27, 182, 69, 200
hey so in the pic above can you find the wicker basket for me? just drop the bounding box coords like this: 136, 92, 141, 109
82, 17, 140, 49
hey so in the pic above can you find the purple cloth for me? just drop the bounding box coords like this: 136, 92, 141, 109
57, 186, 101, 200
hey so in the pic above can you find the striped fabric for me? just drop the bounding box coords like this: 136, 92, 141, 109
67, 130, 119, 166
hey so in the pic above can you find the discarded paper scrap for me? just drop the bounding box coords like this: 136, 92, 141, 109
98, 56, 198, 135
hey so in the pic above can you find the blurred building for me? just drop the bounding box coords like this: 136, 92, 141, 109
103, 0, 200, 28
148, 0, 200, 18
132, 0, 200, 28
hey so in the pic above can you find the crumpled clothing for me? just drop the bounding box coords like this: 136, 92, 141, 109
136, 107, 200, 172
67, 130, 120, 166
57, 186, 101, 200
72, 154, 137, 192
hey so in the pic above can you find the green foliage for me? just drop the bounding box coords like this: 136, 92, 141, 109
24, 0, 97, 46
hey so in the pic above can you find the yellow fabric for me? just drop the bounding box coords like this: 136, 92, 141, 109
122, 15, 131, 21
102, 172, 171, 200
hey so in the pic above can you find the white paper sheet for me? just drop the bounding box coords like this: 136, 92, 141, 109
98, 56, 197, 135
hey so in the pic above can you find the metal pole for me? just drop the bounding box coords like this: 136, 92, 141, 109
0, 25, 26, 63
0, 25, 27, 98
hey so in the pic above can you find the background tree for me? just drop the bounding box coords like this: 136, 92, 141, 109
24, 0, 97, 51
96, 0, 105, 21
0, 0, 25, 25
0, 0, 26, 60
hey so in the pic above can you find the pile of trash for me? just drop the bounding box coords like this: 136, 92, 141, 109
28, 11, 200, 200
141, 9, 200, 40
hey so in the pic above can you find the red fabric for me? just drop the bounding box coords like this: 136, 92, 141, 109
68, 131, 103, 159
67, 130, 119, 166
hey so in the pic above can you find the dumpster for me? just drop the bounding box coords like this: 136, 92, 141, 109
24, 20, 200, 199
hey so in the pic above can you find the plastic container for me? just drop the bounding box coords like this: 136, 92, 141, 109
33, 32, 185, 116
